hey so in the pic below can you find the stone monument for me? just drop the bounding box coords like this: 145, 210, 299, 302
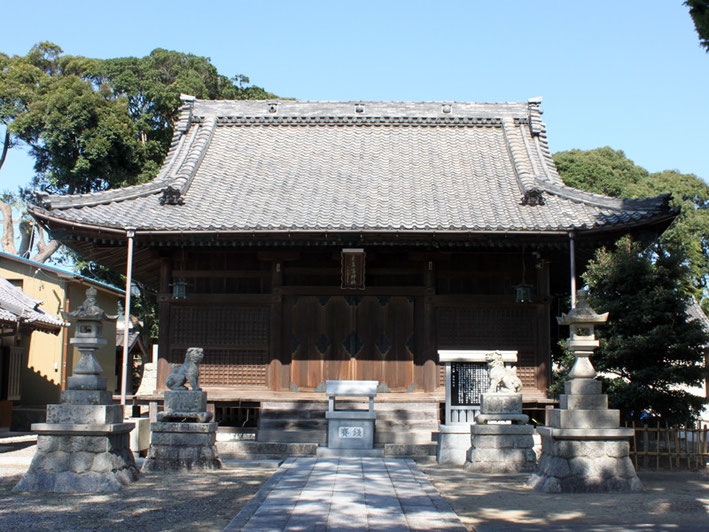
14, 288, 139, 493
142, 347, 221, 471
437, 349, 518, 465
528, 289, 642, 493
466, 351, 536, 472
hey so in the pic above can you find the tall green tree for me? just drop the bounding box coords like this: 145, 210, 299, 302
583, 236, 708, 425
1, 42, 275, 262
686, 0, 709, 51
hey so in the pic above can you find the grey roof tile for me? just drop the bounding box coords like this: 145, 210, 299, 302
30, 99, 673, 234
0, 276, 65, 331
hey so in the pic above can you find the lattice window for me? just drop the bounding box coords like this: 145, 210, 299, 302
168, 305, 270, 387
436, 307, 537, 348
170, 306, 269, 346
170, 348, 268, 386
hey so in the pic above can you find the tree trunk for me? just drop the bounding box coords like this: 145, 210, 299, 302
31, 225, 60, 263
0, 200, 17, 255
0, 128, 10, 173
17, 221, 32, 257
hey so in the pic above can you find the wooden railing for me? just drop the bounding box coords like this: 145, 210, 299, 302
626, 421, 709, 470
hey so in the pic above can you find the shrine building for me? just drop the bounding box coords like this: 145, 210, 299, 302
28, 97, 674, 423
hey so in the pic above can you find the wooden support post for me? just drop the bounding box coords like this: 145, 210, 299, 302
269, 260, 284, 390
157, 256, 171, 391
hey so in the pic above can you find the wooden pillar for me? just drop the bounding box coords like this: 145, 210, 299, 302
536, 256, 551, 393
268, 260, 285, 390
423, 259, 437, 392
156, 256, 171, 391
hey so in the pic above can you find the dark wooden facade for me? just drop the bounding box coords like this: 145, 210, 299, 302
156, 245, 559, 397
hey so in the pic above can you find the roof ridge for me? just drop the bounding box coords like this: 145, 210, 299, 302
537, 179, 672, 211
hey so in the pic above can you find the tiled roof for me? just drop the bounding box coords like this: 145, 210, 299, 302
116, 325, 141, 350
29, 98, 673, 234
0, 276, 65, 332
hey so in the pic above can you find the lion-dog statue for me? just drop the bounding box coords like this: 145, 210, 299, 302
485, 350, 523, 394
166, 347, 204, 391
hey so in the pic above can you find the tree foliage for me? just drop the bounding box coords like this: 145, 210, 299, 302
583, 237, 708, 425
552, 147, 648, 198
1, 43, 275, 194
0, 42, 275, 264
553, 147, 709, 306
686, 0, 709, 52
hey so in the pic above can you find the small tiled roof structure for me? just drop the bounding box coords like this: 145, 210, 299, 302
0, 276, 65, 333
30, 98, 673, 234
687, 297, 709, 348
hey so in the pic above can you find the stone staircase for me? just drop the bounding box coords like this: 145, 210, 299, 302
216, 399, 440, 459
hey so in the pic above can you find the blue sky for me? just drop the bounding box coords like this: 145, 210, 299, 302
1, 0, 708, 193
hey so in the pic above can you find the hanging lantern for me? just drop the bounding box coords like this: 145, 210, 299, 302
514, 282, 534, 303
514, 247, 534, 303
171, 279, 188, 299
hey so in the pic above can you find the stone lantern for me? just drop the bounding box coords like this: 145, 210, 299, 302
14, 288, 139, 493
557, 289, 608, 380
65, 287, 115, 393
528, 288, 642, 493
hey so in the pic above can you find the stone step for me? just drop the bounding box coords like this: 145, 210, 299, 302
257, 429, 327, 444
383, 443, 437, 457
256, 400, 440, 445
216, 441, 438, 459
217, 441, 319, 458
375, 430, 437, 445
258, 418, 327, 431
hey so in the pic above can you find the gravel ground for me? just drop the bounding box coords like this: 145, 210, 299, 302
5, 437, 709, 531
0, 439, 277, 532
420, 462, 709, 530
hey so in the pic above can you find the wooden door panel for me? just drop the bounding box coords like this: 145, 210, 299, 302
290, 295, 415, 391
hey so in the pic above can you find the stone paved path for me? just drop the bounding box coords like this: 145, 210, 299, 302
223, 457, 467, 531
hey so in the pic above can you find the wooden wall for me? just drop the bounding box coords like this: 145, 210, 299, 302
157, 248, 553, 394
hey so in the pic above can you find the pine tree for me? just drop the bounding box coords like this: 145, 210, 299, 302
583, 236, 708, 425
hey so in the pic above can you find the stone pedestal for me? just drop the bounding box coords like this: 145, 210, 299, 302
465, 393, 536, 473
325, 380, 378, 452
14, 389, 138, 493
142, 422, 221, 471
143, 389, 221, 471
467, 424, 536, 473
157, 390, 213, 422
437, 425, 472, 466
326, 411, 376, 450
528, 379, 642, 493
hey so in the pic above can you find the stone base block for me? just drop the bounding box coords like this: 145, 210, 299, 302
564, 379, 602, 395
327, 416, 375, 449
480, 393, 523, 415
164, 390, 206, 412
67, 374, 107, 391
547, 408, 620, 429
46, 404, 124, 425
559, 393, 608, 410
437, 425, 471, 466
528, 435, 643, 493
60, 389, 113, 405
466, 424, 536, 473
142, 421, 221, 472
14, 430, 138, 493
159, 390, 212, 422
